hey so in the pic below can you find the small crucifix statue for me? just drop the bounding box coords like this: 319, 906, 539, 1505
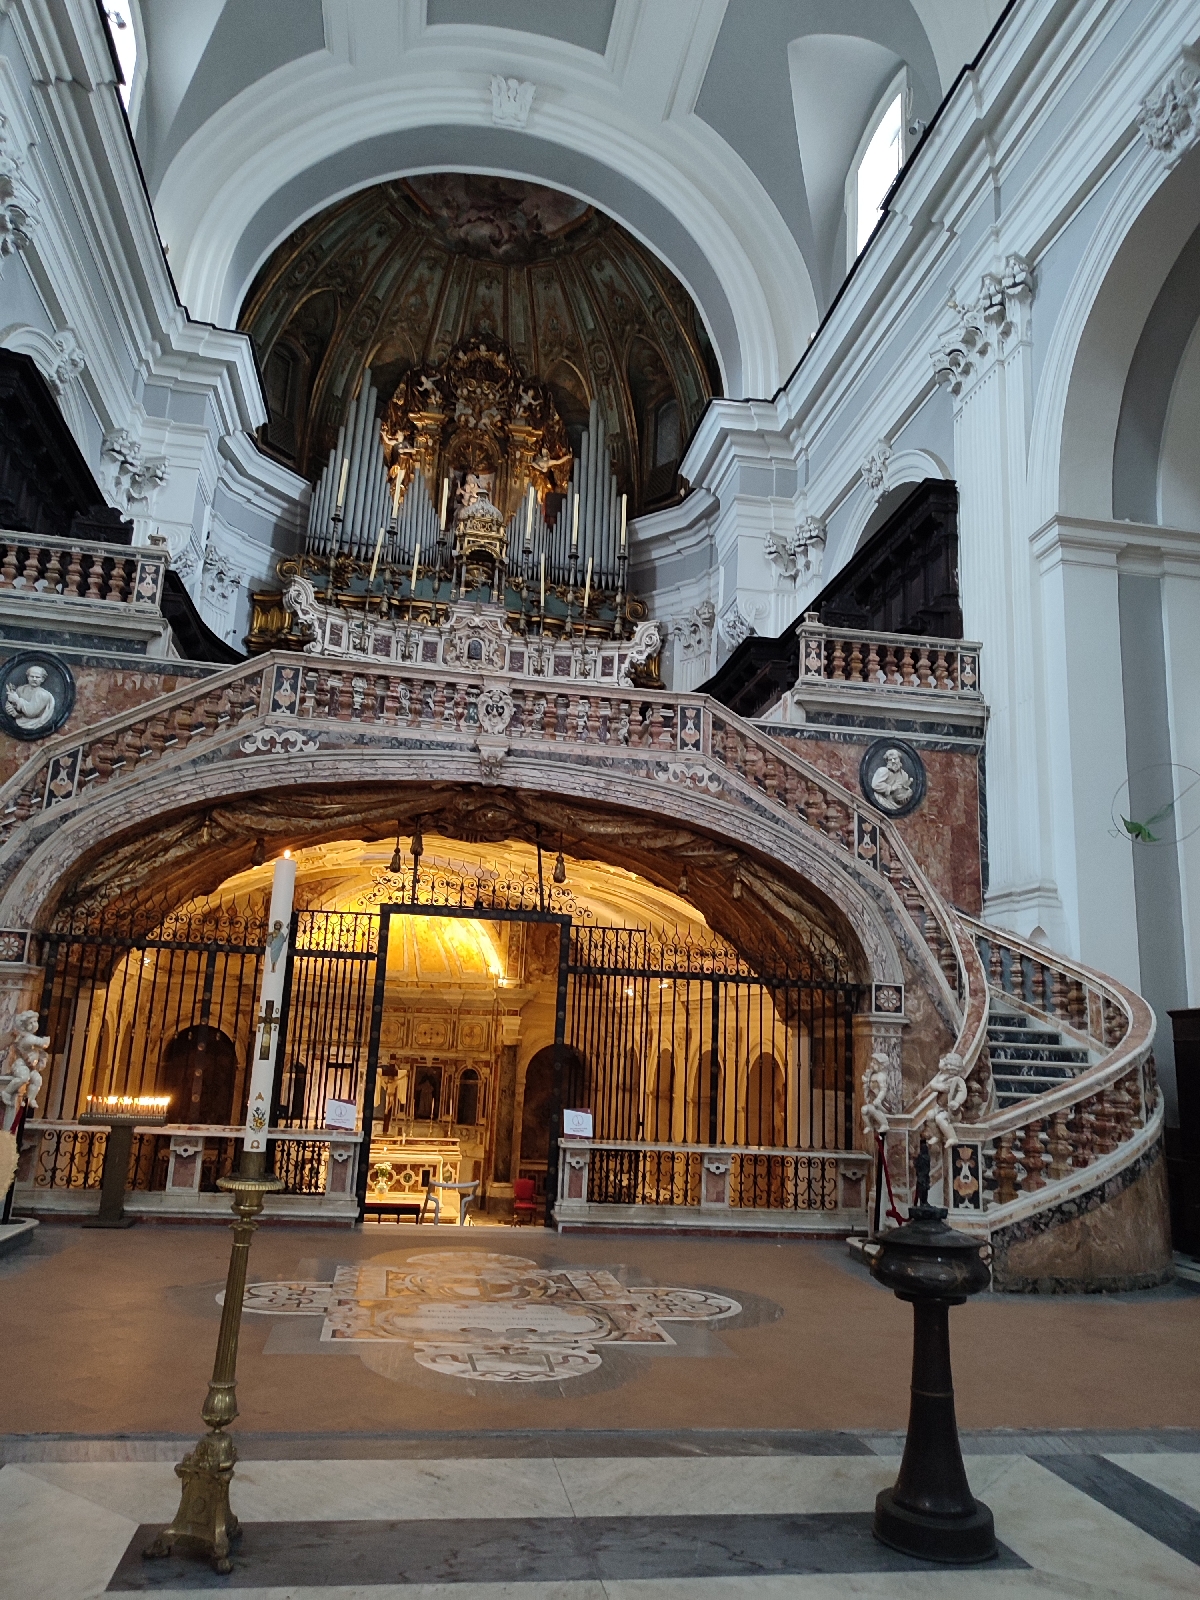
257, 1000, 279, 1062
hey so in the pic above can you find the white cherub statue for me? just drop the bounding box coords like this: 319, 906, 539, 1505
925, 1049, 968, 1153
861, 1049, 891, 1137
0, 1009, 47, 1131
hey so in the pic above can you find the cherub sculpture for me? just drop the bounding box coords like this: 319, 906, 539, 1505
861, 1049, 891, 1138
925, 1049, 968, 1153
0, 1010, 47, 1130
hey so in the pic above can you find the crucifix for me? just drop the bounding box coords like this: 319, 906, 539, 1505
257, 999, 279, 1061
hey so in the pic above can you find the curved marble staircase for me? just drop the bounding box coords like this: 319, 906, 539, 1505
0, 644, 1165, 1284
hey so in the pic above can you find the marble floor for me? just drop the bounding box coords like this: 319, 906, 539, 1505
2, 1433, 1198, 1597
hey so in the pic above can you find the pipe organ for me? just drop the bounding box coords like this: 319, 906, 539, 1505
256, 338, 649, 658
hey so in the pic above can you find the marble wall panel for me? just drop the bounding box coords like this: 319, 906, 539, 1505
0, 662, 212, 787
771, 730, 983, 913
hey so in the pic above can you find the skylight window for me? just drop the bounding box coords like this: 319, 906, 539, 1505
855, 92, 903, 254
104, 7, 138, 109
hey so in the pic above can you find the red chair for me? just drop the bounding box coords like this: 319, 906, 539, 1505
511, 1177, 538, 1225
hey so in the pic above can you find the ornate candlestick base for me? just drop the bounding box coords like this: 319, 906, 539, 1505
144, 1166, 282, 1574
870, 1203, 997, 1565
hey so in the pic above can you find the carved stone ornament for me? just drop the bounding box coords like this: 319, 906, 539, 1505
859, 737, 926, 819
717, 598, 754, 649
621, 619, 665, 686
491, 75, 536, 128
239, 727, 319, 756
930, 255, 1033, 401
444, 608, 508, 672
861, 443, 892, 494
102, 429, 169, 511
0, 651, 74, 742
0, 114, 39, 263
1138, 48, 1200, 163
477, 687, 515, 736
765, 519, 827, 583
675, 600, 715, 660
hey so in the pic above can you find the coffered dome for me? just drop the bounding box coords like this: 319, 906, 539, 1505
238, 174, 720, 516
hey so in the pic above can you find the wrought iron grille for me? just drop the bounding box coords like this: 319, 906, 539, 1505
566, 925, 863, 1153
275, 910, 379, 1133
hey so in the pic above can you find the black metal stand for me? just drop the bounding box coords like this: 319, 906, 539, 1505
80, 1113, 166, 1228
870, 1203, 997, 1564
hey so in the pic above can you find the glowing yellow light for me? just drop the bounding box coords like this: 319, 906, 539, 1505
87, 1095, 171, 1110
283, 848, 292, 859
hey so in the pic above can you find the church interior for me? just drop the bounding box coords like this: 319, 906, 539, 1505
0, 1, 1199, 1593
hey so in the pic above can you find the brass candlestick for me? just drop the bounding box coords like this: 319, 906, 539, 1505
144, 1160, 283, 1574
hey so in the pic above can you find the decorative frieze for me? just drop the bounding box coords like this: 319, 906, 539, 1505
1138, 47, 1200, 164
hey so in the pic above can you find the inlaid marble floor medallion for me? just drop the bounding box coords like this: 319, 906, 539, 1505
230, 1250, 741, 1383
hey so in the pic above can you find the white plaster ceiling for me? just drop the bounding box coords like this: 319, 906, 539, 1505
133, 0, 1005, 398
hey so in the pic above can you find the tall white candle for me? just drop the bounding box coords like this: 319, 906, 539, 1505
583, 555, 593, 613
368, 526, 386, 585
619, 493, 627, 552
539, 551, 545, 609
524, 486, 534, 551
439, 477, 449, 530
391, 471, 403, 522
410, 542, 421, 594
571, 495, 579, 551
336, 458, 349, 511
243, 852, 297, 1155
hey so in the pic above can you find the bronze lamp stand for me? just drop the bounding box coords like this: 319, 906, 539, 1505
143, 1158, 282, 1573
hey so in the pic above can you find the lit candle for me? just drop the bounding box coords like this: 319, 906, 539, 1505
368, 526, 386, 586
439, 477, 449, 530
619, 493, 627, 552
410, 542, 420, 594
583, 555, 592, 613
571, 494, 579, 551
539, 551, 545, 610
336, 457, 349, 511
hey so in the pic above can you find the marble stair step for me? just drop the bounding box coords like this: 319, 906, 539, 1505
988, 1043, 1088, 1063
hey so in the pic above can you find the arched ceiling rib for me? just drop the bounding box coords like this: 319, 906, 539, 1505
139, 2, 1003, 394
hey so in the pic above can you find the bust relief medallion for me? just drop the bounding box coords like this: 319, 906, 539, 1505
0, 651, 75, 741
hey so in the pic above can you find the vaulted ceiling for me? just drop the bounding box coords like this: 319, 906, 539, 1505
237, 174, 718, 511
134, 0, 1006, 397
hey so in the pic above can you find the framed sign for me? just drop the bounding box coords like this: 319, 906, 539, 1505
561, 1108, 594, 1139
324, 1097, 358, 1131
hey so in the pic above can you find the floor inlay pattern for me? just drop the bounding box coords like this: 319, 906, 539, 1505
234, 1251, 741, 1383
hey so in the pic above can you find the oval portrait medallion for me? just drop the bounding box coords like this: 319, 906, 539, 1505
0, 651, 75, 742
860, 737, 926, 819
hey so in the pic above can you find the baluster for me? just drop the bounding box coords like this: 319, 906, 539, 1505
994, 1134, 1018, 1203
105, 558, 130, 603
19, 544, 41, 588
830, 637, 846, 680
647, 702, 664, 747
1068, 979, 1088, 1031
1047, 1111, 1073, 1179
886, 645, 902, 686
1108, 1077, 1135, 1145
1090, 1091, 1117, 1155
916, 645, 934, 687
0, 542, 17, 588
900, 646, 916, 687
1051, 968, 1070, 1019
935, 649, 953, 690
848, 640, 863, 682
1020, 1120, 1047, 1190
61, 546, 82, 596
988, 939, 1004, 990
1067, 1098, 1094, 1166
866, 641, 881, 682
84, 554, 105, 600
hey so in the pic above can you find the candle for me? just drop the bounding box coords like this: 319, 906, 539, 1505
391, 471, 403, 522
524, 486, 534, 551
539, 551, 545, 609
439, 477, 449, 530
583, 555, 592, 613
368, 525, 386, 585
619, 493, 627, 552
571, 494, 579, 551
336, 457, 349, 511
410, 542, 421, 594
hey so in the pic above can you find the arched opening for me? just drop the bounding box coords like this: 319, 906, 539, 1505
161, 1025, 240, 1126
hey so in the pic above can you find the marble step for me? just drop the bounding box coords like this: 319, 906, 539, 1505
987, 1041, 1089, 1064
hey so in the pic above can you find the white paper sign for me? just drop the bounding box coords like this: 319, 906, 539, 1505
324, 1097, 358, 1131
561, 1108, 593, 1139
